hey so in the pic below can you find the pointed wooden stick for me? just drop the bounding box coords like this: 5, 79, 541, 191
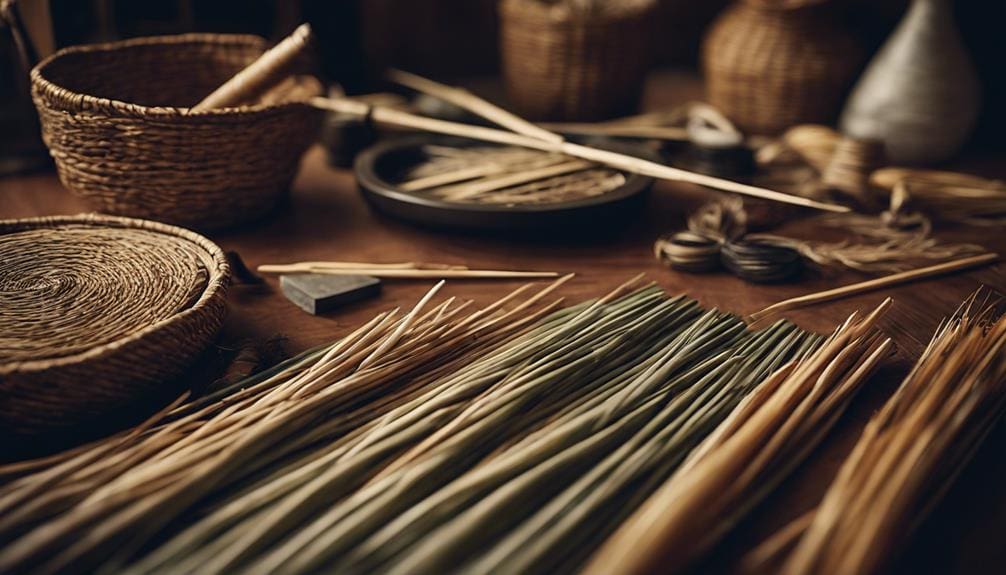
748, 253, 999, 323
262, 261, 467, 271
388, 68, 563, 145
257, 264, 560, 279
537, 123, 690, 141
309, 97, 849, 213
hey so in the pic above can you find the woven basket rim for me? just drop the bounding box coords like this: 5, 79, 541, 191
500, 0, 656, 23
30, 32, 316, 118
0, 213, 230, 376
740, 0, 833, 9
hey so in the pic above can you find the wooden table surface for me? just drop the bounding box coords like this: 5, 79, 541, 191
3, 72, 1005, 573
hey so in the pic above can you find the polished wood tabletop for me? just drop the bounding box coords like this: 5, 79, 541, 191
2, 72, 1004, 573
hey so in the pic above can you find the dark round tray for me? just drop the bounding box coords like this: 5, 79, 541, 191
354, 136, 656, 233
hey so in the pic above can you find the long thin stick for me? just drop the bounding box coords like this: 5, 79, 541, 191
309, 97, 848, 213
388, 69, 563, 145
538, 123, 690, 141
748, 253, 999, 323
266, 261, 468, 271
257, 265, 560, 279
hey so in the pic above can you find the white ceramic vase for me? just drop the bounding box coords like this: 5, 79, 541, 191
839, 0, 981, 165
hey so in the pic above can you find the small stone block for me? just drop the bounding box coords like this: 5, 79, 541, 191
280, 274, 382, 315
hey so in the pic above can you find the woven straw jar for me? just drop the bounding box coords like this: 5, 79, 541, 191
499, 0, 657, 122
0, 214, 230, 435
30, 34, 323, 230
702, 0, 862, 135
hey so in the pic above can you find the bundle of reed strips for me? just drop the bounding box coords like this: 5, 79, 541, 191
744, 292, 1006, 575
0, 277, 823, 575
585, 300, 894, 575
398, 145, 627, 205
756, 124, 1006, 225
872, 168, 1006, 226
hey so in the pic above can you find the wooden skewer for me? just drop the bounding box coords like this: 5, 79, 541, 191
388, 69, 563, 145
748, 253, 999, 323
309, 97, 849, 213
262, 261, 468, 270
537, 123, 690, 141
258, 264, 559, 279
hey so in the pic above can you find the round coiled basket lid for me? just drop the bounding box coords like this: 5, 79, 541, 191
0, 214, 230, 435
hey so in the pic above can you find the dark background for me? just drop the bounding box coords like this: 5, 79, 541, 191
5, 0, 1006, 151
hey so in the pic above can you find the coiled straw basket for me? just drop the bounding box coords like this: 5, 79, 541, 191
499, 0, 656, 121
0, 214, 230, 435
30, 34, 323, 230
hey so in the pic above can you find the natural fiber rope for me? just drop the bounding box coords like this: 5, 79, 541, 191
657, 197, 986, 281
0, 214, 230, 434
757, 125, 1006, 227
819, 136, 884, 206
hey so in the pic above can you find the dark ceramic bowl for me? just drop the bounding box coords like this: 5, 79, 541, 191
354, 135, 656, 233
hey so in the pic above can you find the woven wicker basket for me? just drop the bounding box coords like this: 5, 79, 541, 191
0, 214, 230, 435
702, 0, 862, 135
499, 0, 657, 122
30, 34, 323, 230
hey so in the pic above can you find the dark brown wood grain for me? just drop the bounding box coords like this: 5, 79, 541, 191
2, 72, 1004, 574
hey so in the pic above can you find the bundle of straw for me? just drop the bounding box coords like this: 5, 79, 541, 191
0, 277, 822, 575
397, 145, 626, 205
755, 124, 1006, 225
747, 292, 1006, 575
872, 168, 1006, 226
584, 299, 894, 575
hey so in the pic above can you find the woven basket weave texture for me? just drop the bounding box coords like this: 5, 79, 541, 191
0, 213, 230, 435
702, 0, 862, 135
499, 0, 657, 122
31, 33, 323, 230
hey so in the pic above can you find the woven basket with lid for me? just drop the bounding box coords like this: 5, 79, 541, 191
0, 213, 230, 435
702, 0, 863, 135
499, 0, 657, 122
30, 33, 323, 230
